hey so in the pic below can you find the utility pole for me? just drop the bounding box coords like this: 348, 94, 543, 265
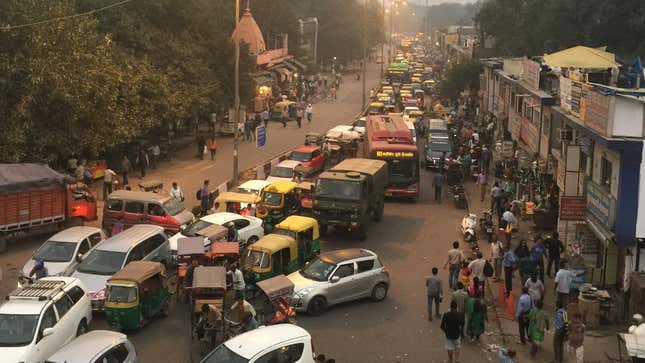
362, 0, 367, 107
380, 0, 385, 78
233, 0, 240, 185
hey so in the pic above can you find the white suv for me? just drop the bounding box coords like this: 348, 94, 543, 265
0, 277, 93, 363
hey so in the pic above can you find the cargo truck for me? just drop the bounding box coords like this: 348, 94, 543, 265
0, 164, 98, 252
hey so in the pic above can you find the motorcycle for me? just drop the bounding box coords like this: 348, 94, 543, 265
479, 210, 495, 242
452, 184, 468, 210
461, 213, 478, 245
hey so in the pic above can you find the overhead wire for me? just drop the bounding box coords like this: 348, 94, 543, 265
1, 0, 135, 31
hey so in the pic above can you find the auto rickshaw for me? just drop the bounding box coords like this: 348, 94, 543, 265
213, 191, 259, 215
271, 100, 296, 121
104, 261, 170, 330
251, 275, 296, 325
242, 216, 320, 285
294, 181, 314, 215
188, 266, 227, 350
304, 132, 324, 147
367, 102, 385, 115
408, 110, 424, 123
255, 181, 300, 231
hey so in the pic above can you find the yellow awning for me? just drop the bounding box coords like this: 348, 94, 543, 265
543, 46, 619, 69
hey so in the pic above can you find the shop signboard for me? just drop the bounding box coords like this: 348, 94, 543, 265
583, 88, 611, 136
560, 76, 572, 112
501, 141, 514, 158
521, 58, 541, 91
585, 179, 616, 230
559, 196, 586, 221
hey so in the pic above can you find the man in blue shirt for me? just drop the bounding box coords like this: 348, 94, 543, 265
515, 287, 533, 344
502, 247, 517, 297
530, 237, 547, 282
553, 300, 568, 362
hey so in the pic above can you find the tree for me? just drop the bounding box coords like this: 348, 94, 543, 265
437, 59, 481, 102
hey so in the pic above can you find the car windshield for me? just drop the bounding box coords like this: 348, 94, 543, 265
273, 228, 297, 240
353, 119, 366, 127
262, 192, 282, 207
235, 187, 259, 195
76, 250, 126, 275
163, 198, 185, 216
270, 166, 294, 178
388, 159, 417, 185
301, 258, 336, 281
201, 343, 248, 363
0, 314, 38, 346
244, 250, 268, 269
315, 179, 362, 200
106, 284, 137, 303
182, 219, 214, 237
33, 240, 76, 262
429, 142, 451, 152
289, 151, 312, 162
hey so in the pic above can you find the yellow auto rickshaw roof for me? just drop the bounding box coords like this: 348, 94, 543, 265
410, 110, 424, 116
423, 80, 436, 84
376, 93, 389, 97
369, 102, 385, 107
249, 234, 295, 253
215, 191, 259, 204
108, 261, 165, 285
388, 112, 401, 116
275, 215, 318, 233
265, 181, 297, 194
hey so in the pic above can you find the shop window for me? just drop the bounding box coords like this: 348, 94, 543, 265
601, 157, 612, 190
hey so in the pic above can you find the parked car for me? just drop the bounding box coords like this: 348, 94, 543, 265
102, 190, 194, 236
200, 325, 315, 363
289, 145, 326, 174
19, 227, 106, 286
168, 212, 264, 253
266, 160, 303, 183
45, 330, 137, 363
72, 224, 170, 311
0, 277, 92, 363
288, 248, 390, 315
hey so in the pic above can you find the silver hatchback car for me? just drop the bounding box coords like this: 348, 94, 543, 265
287, 248, 389, 315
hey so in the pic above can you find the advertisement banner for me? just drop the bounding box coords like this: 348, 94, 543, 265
585, 179, 616, 230
560, 196, 586, 221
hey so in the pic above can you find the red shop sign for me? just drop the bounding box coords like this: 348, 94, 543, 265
559, 196, 586, 221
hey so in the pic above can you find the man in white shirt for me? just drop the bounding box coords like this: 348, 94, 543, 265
232, 263, 246, 298
170, 181, 184, 202
103, 168, 116, 200
490, 237, 504, 281
554, 262, 574, 306
468, 251, 487, 281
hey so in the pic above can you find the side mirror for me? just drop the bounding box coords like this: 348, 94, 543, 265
76, 253, 83, 263
330, 275, 340, 283
42, 327, 55, 338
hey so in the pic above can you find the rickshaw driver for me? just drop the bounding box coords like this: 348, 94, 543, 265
231, 295, 259, 332
196, 303, 222, 341
226, 222, 239, 242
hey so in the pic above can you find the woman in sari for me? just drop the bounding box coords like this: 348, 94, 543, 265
465, 291, 487, 342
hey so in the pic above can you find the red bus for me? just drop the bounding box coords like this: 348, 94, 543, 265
365, 115, 420, 199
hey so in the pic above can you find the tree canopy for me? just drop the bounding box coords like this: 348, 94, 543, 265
437, 59, 481, 102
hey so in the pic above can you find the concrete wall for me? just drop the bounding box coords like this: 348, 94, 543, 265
613, 95, 644, 137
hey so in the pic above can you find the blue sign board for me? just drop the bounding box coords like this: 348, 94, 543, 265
585, 178, 616, 230
256, 126, 267, 148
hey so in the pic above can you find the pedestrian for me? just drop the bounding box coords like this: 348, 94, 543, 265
554, 261, 573, 307
137, 148, 148, 178
207, 137, 217, 160
425, 267, 443, 321
306, 104, 313, 123
244, 117, 253, 141
433, 171, 446, 203
515, 287, 533, 345
502, 247, 517, 297
197, 135, 206, 160
544, 232, 564, 277
465, 290, 487, 342
440, 301, 465, 363
451, 282, 469, 316
567, 311, 585, 363
459, 263, 472, 288
530, 236, 547, 282
490, 181, 503, 214
524, 273, 544, 303
231, 262, 246, 299
517, 240, 535, 286
553, 300, 568, 363
262, 108, 270, 128
498, 348, 516, 363
477, 171, 488, 202
199, 180, 210, 215
296, 107, 303, 128
502, 207, 517, 244
103, 168, 116, 200
150, 143, 160, 169
254, 112, 262, 129
111, 217, 125, 236
490, 235, 503, 281
468, 251, 486, 283
170, 182, 184, 202
480, 145, 491, 171
120, 155, 131, 186
281, 106, 288, 127
468, 276, 484, 299
330, 86, 337, 101
443, 241, 464, 290
528, 299, 549, 357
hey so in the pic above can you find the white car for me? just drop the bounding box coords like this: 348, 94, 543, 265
234, 180, 272, 198
0, 277, 93, 363
19, 227, 106, 285
200, 325, 315, 363
350, 117, 366, 135
169, 212, 264, 252
266, 160, 303, 183
46, 330, 137, 363
404, 120, 417, 144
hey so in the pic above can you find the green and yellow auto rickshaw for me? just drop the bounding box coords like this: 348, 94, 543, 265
105, 261, 169, 330
255, 181, 300, 231
242, 216, 320, 285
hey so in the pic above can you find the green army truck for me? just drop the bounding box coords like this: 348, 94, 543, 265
312, 158, 388, 239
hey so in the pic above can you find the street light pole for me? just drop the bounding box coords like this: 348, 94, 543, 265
233, 0, 240, 185
362, 1, 367, 107
380, 0, 385, 78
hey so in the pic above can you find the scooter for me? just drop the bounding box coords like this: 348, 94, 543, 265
461, 213, 478, 246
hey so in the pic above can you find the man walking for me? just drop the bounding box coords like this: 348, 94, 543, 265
491, 182, 503, 214
433, 171, 446, 203
231, 262, 246, 299
515, 287, 533, 345
306, 104, 313, 123
103, 168, 116, 200
296, 107, 303, 128
197, 135, 206, 160
568, 312, 585, 363
444, 241, 464, 290
451, 282, 469, 316
199, 180, 210, 215
477, 171, 488, 202
440, 301, 464, 363
468, 251, 487, 285
502, 246, 517, 297
120, 155, 131, 186
244, 117, 253, 141
262, 108, 270, 128
530, 237, 547, 283
207, 137, 218, 160
170, 182, 184, 202
425, 267, 443, 321
545, 232, 564, 277
490, 235, 503, 281
554, 261, 573, 306
553, 300, 568, 363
